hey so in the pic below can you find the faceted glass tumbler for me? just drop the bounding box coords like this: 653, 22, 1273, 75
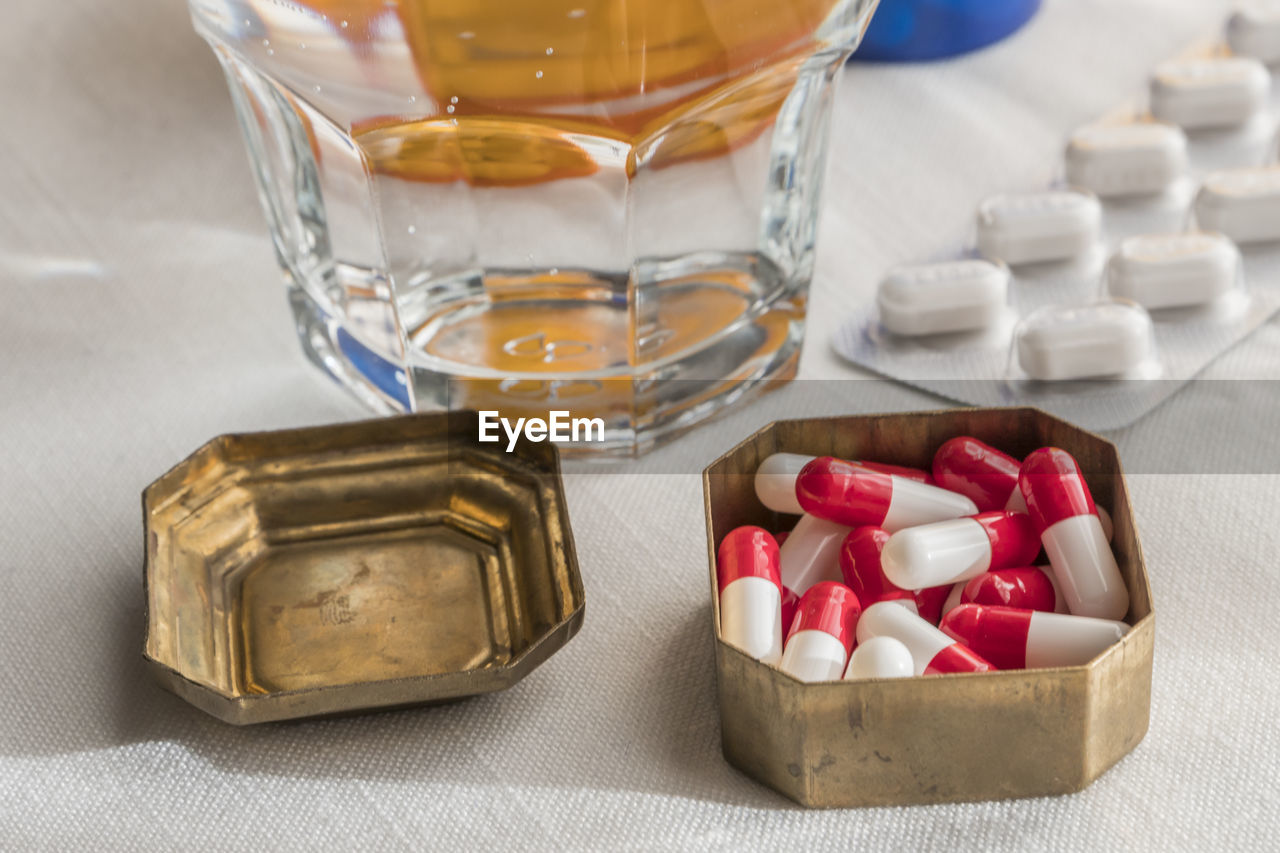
190, 0, 879, 454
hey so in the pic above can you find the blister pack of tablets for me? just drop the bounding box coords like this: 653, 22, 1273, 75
834, 6, 1280, 429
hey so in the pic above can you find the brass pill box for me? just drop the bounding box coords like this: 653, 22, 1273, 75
143, 411, 585, 724
702, 407, 1154, 807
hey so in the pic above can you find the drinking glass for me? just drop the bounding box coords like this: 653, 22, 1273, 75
190, 0, 879, 453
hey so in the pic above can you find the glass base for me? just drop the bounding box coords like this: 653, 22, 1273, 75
290, 253, 805, 457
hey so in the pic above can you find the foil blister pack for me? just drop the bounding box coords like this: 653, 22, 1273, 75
835, 14, 1280, 429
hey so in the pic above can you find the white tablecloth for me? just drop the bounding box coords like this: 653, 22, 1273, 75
3, 0, 1278, 848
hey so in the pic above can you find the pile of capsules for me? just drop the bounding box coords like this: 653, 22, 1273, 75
715, 438, 1131, 682
872, 6, 1280, 382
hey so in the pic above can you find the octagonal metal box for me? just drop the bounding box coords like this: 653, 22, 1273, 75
144, 411, 585, 724
702, 407, 1154, 807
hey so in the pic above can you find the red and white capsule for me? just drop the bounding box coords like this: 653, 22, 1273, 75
856, 601, 994, 675
941, 604, 1128, 670
881, 511, 1041, 590
1019, 448, 1129, 620
778, 514, 849, 596
941, 566, 1067, 619
933, 436, 1114, 539
839, 526, 916, 608
755, 453, 931, 515
780, 582, 862, 682
796, 456, 977, 532
838, 528, 957, 623
716, 527, 784, 665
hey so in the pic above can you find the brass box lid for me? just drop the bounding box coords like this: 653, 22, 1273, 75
703, 407, 1154, 807
143, 412, 585, 724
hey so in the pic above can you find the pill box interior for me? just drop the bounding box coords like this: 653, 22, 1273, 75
702, 407, 1153, 807
143, 412, 585, 725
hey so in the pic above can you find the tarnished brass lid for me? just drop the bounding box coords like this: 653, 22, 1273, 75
143, 411, 585, 725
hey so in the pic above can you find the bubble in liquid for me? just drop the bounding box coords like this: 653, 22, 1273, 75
408, 225, 417, 235
458, 31, 475, 40
446, 105, 455, 114
408, 95, 417, 104
341, 19, 349, 29
546, 47, 554, 55
450, 96, 459, 104
535, 70, 544, 79
314, 85, 322, 93
262, 38, 270, 47
568, 8, 586, 18
299, 42, 307, 50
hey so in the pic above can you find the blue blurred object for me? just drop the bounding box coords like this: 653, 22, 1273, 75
853, 0, 1042, 62
336, 327, 412, 411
